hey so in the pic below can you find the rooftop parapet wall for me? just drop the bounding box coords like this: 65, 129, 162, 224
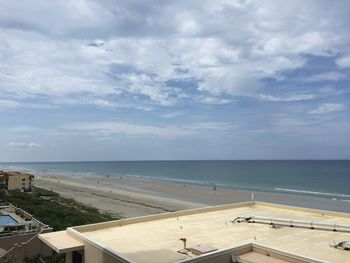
255, 201, 350, 219
41, 201, 350, 263
71, 201, 350, 234
176, 243, 327, 263
71, 201, 255, 233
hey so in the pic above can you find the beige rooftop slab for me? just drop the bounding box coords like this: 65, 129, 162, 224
39, 230, 84, 253
43, 202, 350, 263
238, 252, 290, 263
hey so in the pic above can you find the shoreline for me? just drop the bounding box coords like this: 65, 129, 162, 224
3, 160, 349, 200
33, 173, 350, 218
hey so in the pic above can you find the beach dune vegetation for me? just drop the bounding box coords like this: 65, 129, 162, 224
0, 187, 115, 231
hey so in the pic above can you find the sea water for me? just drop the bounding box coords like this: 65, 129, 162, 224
0, 160, 349, 200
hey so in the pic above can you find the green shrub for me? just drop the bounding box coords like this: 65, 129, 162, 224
1, 187, 116, 231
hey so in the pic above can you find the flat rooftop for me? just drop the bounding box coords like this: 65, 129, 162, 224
40, 202, 350, 263
39, 230, 84, 253
0, 171, 34, 177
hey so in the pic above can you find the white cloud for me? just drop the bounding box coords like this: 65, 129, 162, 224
309, 103, 345, 114
0, 99, 57, 109
303, 71, 347, 82
259, 94, 315, 102
336, 55, 350, 68
64, 121, 233, 139
196, 96, 234, 105
6, 126, 41, 133
187, 122, 235, 130
0, 99, 21, 109
269, 116, 309, 134
0, 0, 349, 106
160, 111, 185, 118
91, 99, 116, 109
64, 121, 194, 139
265, 114, 350, 137
9, 142, 42, 148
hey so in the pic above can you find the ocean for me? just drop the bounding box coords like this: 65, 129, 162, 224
1, 160, 349, 200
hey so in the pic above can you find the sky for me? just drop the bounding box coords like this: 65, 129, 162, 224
0, 0, 349, 161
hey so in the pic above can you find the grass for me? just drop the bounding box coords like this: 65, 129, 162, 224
0, 187, 118, 262
0, 186, 116, 231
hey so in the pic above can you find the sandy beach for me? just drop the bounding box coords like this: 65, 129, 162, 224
33, 173, 350, 218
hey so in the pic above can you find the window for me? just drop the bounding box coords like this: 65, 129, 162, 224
72, 251, 83, 263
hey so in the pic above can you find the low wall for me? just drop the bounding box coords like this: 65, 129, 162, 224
0, 229, 52, 263
0, 232, 37, 251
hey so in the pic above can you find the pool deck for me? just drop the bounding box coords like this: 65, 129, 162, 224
0, 211, 26, 225
40, 201, 350, 263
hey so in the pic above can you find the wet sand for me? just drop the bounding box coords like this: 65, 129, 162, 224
33, 174, 350, 218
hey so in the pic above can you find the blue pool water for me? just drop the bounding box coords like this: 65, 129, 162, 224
0, 215, 18, 225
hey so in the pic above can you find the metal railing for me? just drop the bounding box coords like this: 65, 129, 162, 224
232, 216, 350, 233
0, 203, 50, 238
7, 203, 49, 229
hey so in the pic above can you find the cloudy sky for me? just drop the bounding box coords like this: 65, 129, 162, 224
0, 0, 349, 161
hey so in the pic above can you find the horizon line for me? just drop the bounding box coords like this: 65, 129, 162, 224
0, 159, 349, 163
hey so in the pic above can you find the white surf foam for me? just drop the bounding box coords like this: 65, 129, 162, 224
275, 187, 350, 198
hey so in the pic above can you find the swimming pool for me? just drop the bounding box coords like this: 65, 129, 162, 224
0, 215, 18, 225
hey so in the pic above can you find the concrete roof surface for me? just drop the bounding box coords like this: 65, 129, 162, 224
238, 252, 291, 263
74, 203, 350, 263
39, 202, 350, 263
39, 230, 84, 253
